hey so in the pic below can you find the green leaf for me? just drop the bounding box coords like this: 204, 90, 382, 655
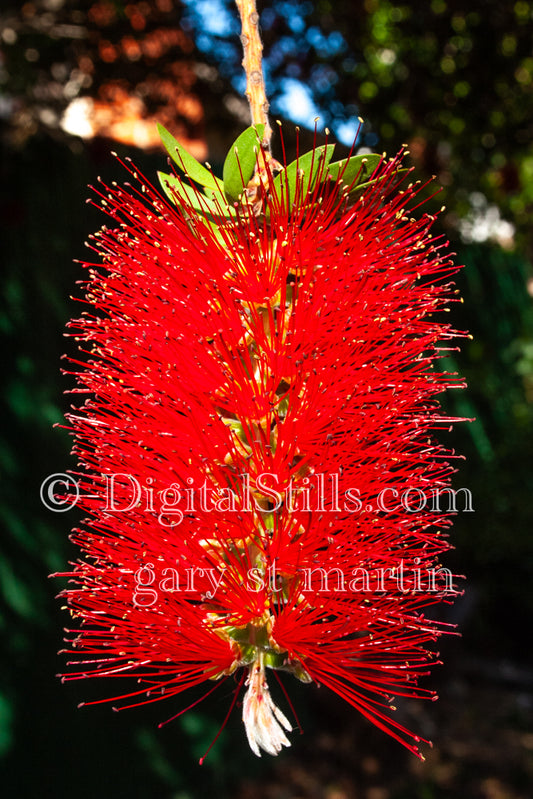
327, 153, 382, 186
222, 124, 266, 202
158, 172, 235, 218
271, 144, 336, 209
348, 167, 410, 197
157, 123, 223, 192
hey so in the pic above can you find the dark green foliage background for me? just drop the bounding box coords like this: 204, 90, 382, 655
1, 1, 532, 796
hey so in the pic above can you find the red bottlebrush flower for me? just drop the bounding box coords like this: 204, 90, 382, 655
56, 127, 465, 760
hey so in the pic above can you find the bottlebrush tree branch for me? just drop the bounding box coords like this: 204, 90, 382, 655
235, 0, 271, 148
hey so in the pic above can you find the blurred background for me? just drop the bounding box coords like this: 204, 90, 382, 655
1, 1, 532, 796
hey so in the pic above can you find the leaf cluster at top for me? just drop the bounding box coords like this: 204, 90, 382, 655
156, 123, 385, 228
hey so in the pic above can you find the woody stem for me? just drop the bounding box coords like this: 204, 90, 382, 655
235, 0, 271, 149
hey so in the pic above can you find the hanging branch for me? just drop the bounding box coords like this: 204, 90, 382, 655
235, 0, 271, 150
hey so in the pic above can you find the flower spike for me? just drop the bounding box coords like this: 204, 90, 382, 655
54, 125, 466, 761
